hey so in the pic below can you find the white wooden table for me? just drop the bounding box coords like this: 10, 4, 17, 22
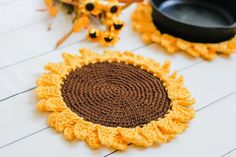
0, 0, 236, 157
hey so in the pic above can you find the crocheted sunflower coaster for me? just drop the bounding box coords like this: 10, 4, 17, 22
36, 48, 195, 150
131, 3, 236, 60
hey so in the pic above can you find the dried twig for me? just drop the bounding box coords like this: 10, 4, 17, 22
55, 30, 73, 48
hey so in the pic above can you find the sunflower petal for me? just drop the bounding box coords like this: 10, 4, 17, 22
172, 99, 196, 107
118, 127, 153, 147
44, 63, 71, 77
62, 53, 80, 68
138, 122, 167, 144
36, 86, 61, 99
36, 73, 61, 86
154, 118, 187, 135
167, 86, 191, 100
55, 110, 78, 132
86, 130, 101, 149
169, 104, 195, 123
48, 112, 58, 128
74, 120, 96, 140
64, 126, 76, 141
37, 97, 66, 112
97, 125, 128, 150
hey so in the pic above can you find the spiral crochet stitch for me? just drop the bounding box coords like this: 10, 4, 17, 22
61, 62, 171, 128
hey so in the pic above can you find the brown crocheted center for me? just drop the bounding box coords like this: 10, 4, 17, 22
61, 62, 171, 128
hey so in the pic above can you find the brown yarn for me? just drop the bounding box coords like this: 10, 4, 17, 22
61, 62, 171, 128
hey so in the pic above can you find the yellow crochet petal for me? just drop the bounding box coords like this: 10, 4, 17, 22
102, 50, 123, 63
194, 44, 216, 60
44, 63, 71, 77
48, 112, 58, 128
161, 34, 179, 53
154, 117, 187, 135
74, 120, 96, 140
138, 122, 167, 144
79, 48, 99, 59
36, 73, 61, 86
36, 86, 61, 99
73, 118, 101, 149
167, 86, 191, 100
37, 97, 67, 112
227, 37, 236, 51
122, 53, 145, 67
142, 33, 153, 43
75, 49, 101, 65
85, 130, 101, 149
126, 51, 142, 64
172, 99, 196, 107
167, 73, 184, 85
118, 127, 153, 147
176, 39, 191, 50
62, 53, 81, 68
64, 126, 76, 141
161, 60, 171, 74
101, 50, 119, 62
97, 125, 128, 150
151, 31, 161, 43
169, 104, 195, 123
54, 110, 79, 132
144, 59, 161, 73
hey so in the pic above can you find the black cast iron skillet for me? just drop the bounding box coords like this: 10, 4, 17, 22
151, 0, 236, 43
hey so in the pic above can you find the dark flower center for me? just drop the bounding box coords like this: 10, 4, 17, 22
110, 6, 118, 13
61, 62, 171, 128
114, 24, 123, 30
85, 3, 95, 11
89, 32, 97, 38
104, 37, 113, 42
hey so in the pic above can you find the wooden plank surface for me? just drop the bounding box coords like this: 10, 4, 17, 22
0, 1, 236, 157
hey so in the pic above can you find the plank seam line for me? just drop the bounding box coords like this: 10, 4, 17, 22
222, 147, 236, 157
0, 127, 49, 150
0, 16, 59, 37
0, 38, 83, 71
196, 90, 236, 112
104, 150, 119, 157
0, 87, 36, 102
0, 0, 26, 7
179, 60, 204, 72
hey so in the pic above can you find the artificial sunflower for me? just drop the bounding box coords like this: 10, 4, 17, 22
43, 0, 140, 48
101, 31, 119, 46
36, 48, 195, 150
79, 0, 103, 16
110, 17, 124, 33
104, 0, 122, 18
131, 3, 236, 60
87, 28, 103, 42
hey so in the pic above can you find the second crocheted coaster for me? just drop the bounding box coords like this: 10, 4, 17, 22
131, 3, 236, 60
36, 48, 195, 150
